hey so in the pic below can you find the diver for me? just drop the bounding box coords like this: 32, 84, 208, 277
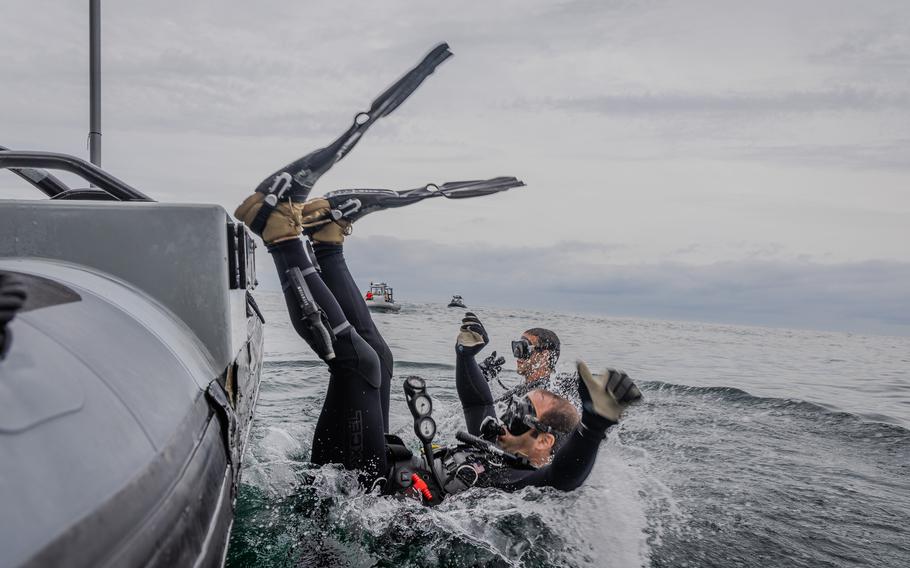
483, 326, 642, 406
232, 42, 527, 487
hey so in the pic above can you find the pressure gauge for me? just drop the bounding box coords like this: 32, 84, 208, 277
404, 376, 426, 392
412, 394, 433, 417
416, 416, 436, 441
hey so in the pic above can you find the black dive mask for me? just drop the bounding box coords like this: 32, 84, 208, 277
500, 395, 556, 437
511, 338, 534, 359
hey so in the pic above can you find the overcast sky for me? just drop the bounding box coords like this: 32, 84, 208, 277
2, 1, 909, 335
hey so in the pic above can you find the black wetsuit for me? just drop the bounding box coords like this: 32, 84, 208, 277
269, 239, 393, 482
455, 344, 613, 492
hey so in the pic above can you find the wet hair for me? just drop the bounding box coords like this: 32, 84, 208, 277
524, 327, 560, 369
531, 389, 580, 452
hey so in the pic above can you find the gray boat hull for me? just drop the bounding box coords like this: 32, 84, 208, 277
0, 200, 263, 567
366, 298, 401, 313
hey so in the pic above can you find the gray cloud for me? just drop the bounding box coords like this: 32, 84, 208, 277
812, 28, 910, 68
729, 139, 910, 171
536, 89, 910, 115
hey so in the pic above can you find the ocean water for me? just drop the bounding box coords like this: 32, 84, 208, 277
227, 293, 910, 568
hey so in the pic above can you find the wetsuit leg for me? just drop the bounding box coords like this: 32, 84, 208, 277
455, 350, 496, 435
313, 243, 395, 431
268, 239, 387, 481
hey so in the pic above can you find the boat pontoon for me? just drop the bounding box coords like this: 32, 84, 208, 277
0, 150, 264, 567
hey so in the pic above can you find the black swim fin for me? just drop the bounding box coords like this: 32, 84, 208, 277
317, 176, 525, 224
253, 43, 453, 202
400, 177, 526, 199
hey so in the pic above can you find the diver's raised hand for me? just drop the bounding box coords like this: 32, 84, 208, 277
456, 311, 489, 356
605, 366, 642, 404
576, 361, 626, 425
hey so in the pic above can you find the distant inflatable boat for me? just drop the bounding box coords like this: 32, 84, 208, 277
365, 282, 401, 313
448, 295, 466, 308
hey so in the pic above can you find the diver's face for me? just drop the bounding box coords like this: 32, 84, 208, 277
516, 333, 552, 381
496, 391, 556, 466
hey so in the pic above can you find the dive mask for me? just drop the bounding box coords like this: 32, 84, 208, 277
500, 395, 556, 437
511, 337, 534, 359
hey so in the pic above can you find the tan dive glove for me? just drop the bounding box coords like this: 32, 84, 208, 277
576, 361, 625, 424
456, 312, 489, 356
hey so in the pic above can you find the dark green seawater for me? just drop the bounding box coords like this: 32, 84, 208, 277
227, 294, 910, 567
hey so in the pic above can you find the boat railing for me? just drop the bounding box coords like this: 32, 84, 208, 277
0, 148, 152, 202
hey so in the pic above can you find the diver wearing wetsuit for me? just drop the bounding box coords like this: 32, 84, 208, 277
232, 45, 531, 494
486, 327, 641, 407
254, 232, 392, 483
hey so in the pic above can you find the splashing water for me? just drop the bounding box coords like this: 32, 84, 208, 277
228, 295, 910, 567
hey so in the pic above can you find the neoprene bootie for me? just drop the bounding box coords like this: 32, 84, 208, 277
303, 203, 352, 245
234, 192, 300, 245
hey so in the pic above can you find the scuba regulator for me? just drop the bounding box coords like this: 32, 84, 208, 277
403, 376, 444, 489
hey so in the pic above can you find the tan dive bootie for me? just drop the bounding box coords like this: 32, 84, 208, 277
234, 192, 352, 246
234, 193, 304, 246
286, 196, 349, 245
307, 218, 352, 245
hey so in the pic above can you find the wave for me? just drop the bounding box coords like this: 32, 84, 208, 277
263, 358, 324, 369
641, 380, 910, 435
394, 360, 455, 371
264, 358, 457, 372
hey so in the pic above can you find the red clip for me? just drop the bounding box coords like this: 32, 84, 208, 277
411, 473, 433, 502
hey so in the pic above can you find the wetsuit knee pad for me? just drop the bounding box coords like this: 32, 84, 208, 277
373, 338, 393, 372
331, 330, 382, 389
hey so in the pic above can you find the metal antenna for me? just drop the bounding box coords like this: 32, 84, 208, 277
89, 0, 101, 166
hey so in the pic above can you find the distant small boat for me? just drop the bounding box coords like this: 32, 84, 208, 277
365, 282, 401, 313
448, 295, 466, 308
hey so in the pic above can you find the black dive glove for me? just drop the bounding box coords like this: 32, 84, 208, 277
606, 367, 642, 404
455, 311, 489, 357
479, 351, 506, 382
